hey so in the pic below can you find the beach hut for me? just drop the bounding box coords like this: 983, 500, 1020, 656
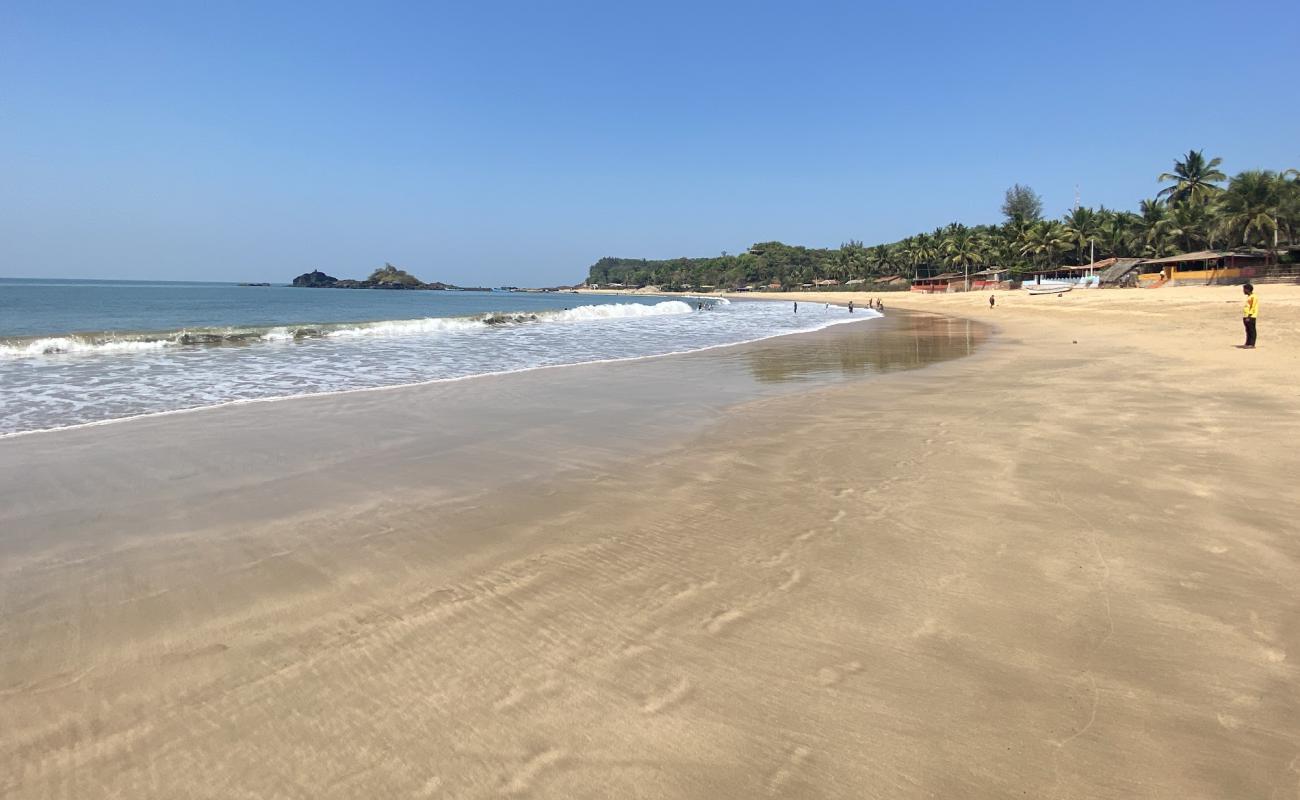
910, 272, 962, 293
1096, 258, 1144, 287
1023, 263, 1103, 288
969, 267, 1010, 290
1137, 251, 1266, 287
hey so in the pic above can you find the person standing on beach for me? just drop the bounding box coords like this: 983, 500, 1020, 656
793, 301, 798, 313
989, 294, 995, 309
848, 300, 854, 313
1242, 283, 1258, 348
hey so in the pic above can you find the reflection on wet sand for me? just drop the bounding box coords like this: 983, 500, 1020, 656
742, 311, 986, 383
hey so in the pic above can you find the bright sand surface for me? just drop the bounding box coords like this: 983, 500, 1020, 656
3, 285, 1299, 798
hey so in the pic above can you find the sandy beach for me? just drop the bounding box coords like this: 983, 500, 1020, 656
3, 286, 1299, 798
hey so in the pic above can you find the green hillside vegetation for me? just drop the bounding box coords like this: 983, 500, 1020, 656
586, 151, 1300, 290
367, 263, 424, 286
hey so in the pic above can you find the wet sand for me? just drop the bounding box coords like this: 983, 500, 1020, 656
3, 292, 1299, 798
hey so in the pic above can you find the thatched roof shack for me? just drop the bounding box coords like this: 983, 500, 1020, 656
1097, 258, 1144, 286
1137, 250, 1266, 286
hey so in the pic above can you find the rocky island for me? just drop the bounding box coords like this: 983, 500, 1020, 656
292, 264, 474, 290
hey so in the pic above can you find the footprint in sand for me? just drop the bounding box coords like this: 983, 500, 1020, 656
776, 568, 802, 592
500, 748, 566, 796
705, 608, 746, 634
766, 746, 812, 795
815, 660, 863, 687
641, 677, 692, 714
763, 549, 792, 567
493, 673, 563, 712
617, 627, 666, 660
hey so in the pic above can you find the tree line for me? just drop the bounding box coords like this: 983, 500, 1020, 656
585, 151, 1299, 289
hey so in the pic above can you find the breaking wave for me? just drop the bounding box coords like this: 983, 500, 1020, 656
0, 301, 696, 358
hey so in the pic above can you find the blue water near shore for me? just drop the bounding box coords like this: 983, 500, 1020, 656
0, 278, 660, 338
0, 278, 878, 436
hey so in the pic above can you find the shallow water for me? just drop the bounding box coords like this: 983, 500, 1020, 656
0, 279, 881, 435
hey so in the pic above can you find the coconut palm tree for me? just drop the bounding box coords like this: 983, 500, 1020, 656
868, 244, 893, 275
943, 227, 985, 287
1158, 149, 1227, 206
910, 233, 939, 279
1061, 206, 1105, 264
1166, 200, 1214, 253
1136, 198, 1175, 257
1278, 169, 1300, 246
1215, 170, 1283, 251
1095, 210, 1139, 258
1019, 221, 1071, 268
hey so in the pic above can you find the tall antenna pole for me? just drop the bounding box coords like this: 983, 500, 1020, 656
1074, 184, 1081, 213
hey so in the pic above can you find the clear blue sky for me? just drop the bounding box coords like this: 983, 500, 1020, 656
3, 0, 1297, 285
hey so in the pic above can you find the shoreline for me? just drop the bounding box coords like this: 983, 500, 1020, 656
0, 300, 878, 441
3, 288, 1298, 797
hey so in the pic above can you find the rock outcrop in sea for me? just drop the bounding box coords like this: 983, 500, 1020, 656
292, 270, 339, 288
290, 264, 459, 290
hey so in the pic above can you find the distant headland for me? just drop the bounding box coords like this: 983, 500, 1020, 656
292, 263, 490, 291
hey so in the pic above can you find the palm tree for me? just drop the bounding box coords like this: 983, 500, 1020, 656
868, 244, 893, 275
1136, 198, 1175, 257
1061, 206, 1104, 264
1095, 210, 1138, 258
910, 233, 939, 279
1215, 170, 1284, 252
1278, 169, 1300, 246
1166, 200, 1214, 253
1019, 221, 1070, 268
1158, 149, 1227, 206
943, 227, 985, 288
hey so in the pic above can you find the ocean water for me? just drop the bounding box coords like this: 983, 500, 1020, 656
0, 279, 879, 436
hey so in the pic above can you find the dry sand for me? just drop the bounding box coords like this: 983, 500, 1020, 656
3, 285, 1299, 798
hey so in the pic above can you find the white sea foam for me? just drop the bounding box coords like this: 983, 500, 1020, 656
685, 295, 731, 305
0, 299, 881, 436
0, 336, 174, 357
325, 316, 488, 338
547, 300, 693, 322
0, 301, 699, 358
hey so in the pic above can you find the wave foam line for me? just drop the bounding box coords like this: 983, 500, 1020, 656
0, 301, 696, 358
0, 311, 880, 440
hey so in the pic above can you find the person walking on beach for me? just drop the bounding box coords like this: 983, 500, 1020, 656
1242, 283, 1258, 348
848, 300, 854, 313
989, 294, 996, 309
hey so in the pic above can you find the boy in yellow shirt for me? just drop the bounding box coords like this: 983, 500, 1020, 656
1242, 283, 1259, 348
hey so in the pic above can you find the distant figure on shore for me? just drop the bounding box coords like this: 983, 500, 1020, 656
848, 300, 854, 313
989, 294, 996, 309
1242, 283, 1258, 348
878, 299, 884, 311
793, 301, 798, 313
